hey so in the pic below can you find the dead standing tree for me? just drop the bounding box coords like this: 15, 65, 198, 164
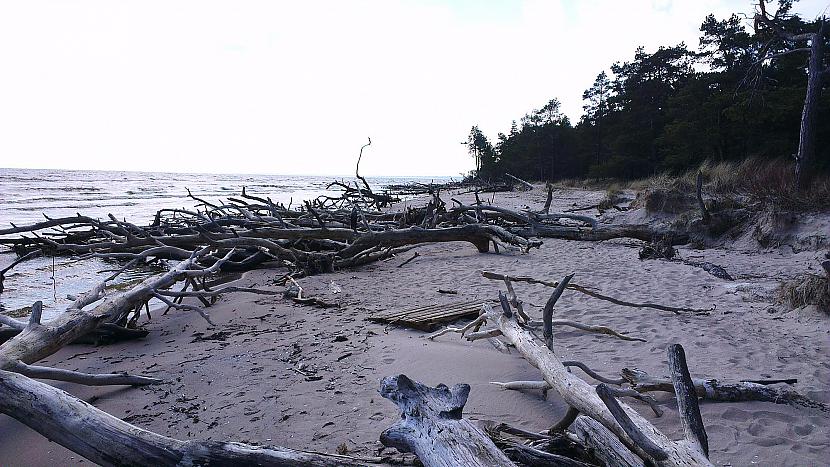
753, 0, 828, 188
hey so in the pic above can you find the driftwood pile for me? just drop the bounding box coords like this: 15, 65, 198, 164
0, 175, 548, 465
1, 171, 822, 465
413, 272, 827, 466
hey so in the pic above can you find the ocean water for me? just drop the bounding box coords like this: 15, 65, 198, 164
0, 168, 447, 317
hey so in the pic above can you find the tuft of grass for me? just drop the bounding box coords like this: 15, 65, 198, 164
778, 273, 830, 313
623, 158, 830, 213
597, 184, 624, 211
558, 158, 829, 212
688, 158, 830, 211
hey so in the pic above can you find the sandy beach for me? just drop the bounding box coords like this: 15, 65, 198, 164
0, 186, 827, 466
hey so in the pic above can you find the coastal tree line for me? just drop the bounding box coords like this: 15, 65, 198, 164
467, 2, 830, 183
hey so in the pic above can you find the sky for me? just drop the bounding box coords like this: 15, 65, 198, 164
0, 1, 827, 176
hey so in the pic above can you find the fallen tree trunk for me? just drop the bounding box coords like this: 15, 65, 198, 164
509, 224, 690, 244
379, 374, 515, 467
0, 369, 364, 466
0, 246, 392, 465
504, 173, 534, 191
622, 368, 828, 412
337, 224, 541, 258
477, 299, 712, 465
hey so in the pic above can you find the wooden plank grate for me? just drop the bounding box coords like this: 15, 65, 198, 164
369, 300, 483, 331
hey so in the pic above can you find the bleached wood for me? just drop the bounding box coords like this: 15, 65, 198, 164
379, 374, 515, 467
0, 369, 363, 466
480, 299, 712, 465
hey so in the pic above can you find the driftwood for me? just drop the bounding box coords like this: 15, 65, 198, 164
451, 274, 714, 465
622, 367, 828, 412
481, 271, 711, 315
438, 271, 828, 465
0, 250, 41, 294
567, 415, 646, 467
0, 246, 394, 465
379, 374, 514, 467
504, 173, 534, 191
371, 301, 483, 331
0, 369, 367, 466
509, 224, 690, 244
478, 302, 711, 464
485, 425, 595, 467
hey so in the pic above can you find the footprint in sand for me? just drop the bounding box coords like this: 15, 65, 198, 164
720, 407, 750, 422
747, 420, 768, 436
793, 424, 814, 436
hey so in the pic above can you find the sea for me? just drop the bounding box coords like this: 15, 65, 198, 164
0, 168, 448, 318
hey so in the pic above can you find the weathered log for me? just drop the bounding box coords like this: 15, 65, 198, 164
668, 343, 708, 457
0, 369, 366, 466
379, 374, 515, 467
509, 224, 690, 244
478, 287, 712, 465
449, 203, 596, 228
568, 416, 645, 467
338, 224, 541, 258
621, 367, 829, 412
504, 173, 534, 191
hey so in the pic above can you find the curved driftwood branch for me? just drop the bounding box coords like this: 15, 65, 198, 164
542, 273, 573, 350
528, 319, 647, 342
481, 271, 711, 314
563, 360, 627, 385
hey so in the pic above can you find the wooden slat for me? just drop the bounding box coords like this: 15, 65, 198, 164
369, 301, 483, 331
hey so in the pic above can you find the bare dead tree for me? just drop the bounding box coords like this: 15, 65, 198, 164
753, 0, 828, 188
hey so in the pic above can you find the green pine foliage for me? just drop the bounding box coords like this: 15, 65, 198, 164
469, 8, 829, 182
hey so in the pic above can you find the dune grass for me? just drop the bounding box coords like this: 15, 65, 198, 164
634, 158, 830, 211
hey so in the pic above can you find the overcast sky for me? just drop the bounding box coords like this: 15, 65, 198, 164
0, 1, 827, 176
